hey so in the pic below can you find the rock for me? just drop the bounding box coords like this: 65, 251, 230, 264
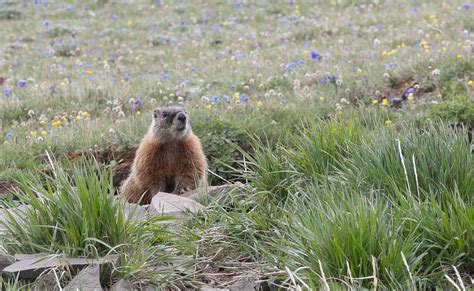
109, 279, 136, 291
122, 201, 149, 221
150, 192, 204, 217
33, 271, 59, 290
229, 279, 255, 291
2, 255, 96, 280
64, 264, 102, 291
0, 253, 13, 271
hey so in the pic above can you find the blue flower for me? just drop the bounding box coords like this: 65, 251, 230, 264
463, 3, 471, 10
43, 20, 49, 28
123, 74, 130, 82
223, 95, 230, 101
4, 132, 13, 139
211, 96, 220, 103
310, 50, 322, 61
3, 88, 11, 99
240, 94, 248, 103
111, 15, 118, 21
321, 75, 337, 85
160, 72, 170, 81
135, 98, 142, 106
17, 79, 26, 88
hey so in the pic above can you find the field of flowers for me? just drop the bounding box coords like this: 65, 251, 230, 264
0, 0, 473, 289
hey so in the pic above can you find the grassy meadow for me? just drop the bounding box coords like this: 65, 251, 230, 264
0, 0, 473, 289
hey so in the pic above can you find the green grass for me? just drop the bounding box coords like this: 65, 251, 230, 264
0, 0, 473, 289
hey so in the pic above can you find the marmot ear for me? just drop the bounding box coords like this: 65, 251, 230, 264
153, 108, 161, 118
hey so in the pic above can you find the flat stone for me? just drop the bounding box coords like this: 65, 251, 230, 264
109, 279, 136, 291
150, 192, 204, 217
64, 264, 102, 291
2, 255, 96, 279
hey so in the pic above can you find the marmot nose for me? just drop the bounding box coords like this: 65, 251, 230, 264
176, 112, 187, 122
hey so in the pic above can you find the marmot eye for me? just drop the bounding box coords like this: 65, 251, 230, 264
161, 112, 168, 118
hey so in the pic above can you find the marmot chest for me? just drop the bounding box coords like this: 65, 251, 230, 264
152, 142, 190, 176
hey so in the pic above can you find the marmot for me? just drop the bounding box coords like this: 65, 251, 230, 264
121, 106, 207, 204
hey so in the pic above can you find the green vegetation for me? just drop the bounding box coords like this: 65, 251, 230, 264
0, 0, 472, 289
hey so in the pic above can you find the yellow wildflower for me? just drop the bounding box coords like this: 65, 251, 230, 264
372, 99, 378, 105
303, 50, 309, 57
467, 80, 473, 86
385, 120, 393, 125
206, 104, 212, 109
233, 92, 240, 100
40, 130, 48, 137
30, 130, 37, 137
256, 101, 263, 107
319, 96, 325, 101
381, 98, 389, 106
136, 111, 141, 116
52, 120, 62, 127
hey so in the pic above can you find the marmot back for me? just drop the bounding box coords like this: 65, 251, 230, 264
121, 106, 207, 204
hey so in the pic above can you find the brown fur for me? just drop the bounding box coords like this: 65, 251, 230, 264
121, 107, 207, 204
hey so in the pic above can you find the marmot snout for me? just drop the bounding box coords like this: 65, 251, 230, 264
121, 106, 208, 204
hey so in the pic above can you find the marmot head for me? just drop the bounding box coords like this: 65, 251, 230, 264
151, 106, 191, 140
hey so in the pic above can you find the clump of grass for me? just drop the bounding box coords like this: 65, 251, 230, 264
0, 155, 130, 256
0, 9, 21, 20
47, 26, 76, 38
341, 123, 473, 200
426, 99, 474, 126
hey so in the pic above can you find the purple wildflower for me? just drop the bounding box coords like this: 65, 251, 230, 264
135, 98, 142, 106
130, 102, 136, 111
43, 20, 49, 27
123, 74, 130, 82
240, 94, 248, 103
463, 3, 471, 9
3, 88, 11, 99
223, 95, 230, 101
310, 50, 322, 61
17, 79, 26, 88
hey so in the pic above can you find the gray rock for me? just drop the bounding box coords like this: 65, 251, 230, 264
33, 271, 60, 291
64, 264, 102, 291
0, 253, 13, 271
109, 279, 137, 291
150, 192, 204, 217
122, 201, 149, 221
2, 255, 96, 279
229, 279, 255, 291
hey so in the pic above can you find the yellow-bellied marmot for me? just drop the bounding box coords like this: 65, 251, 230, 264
121, 106, 207, 204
